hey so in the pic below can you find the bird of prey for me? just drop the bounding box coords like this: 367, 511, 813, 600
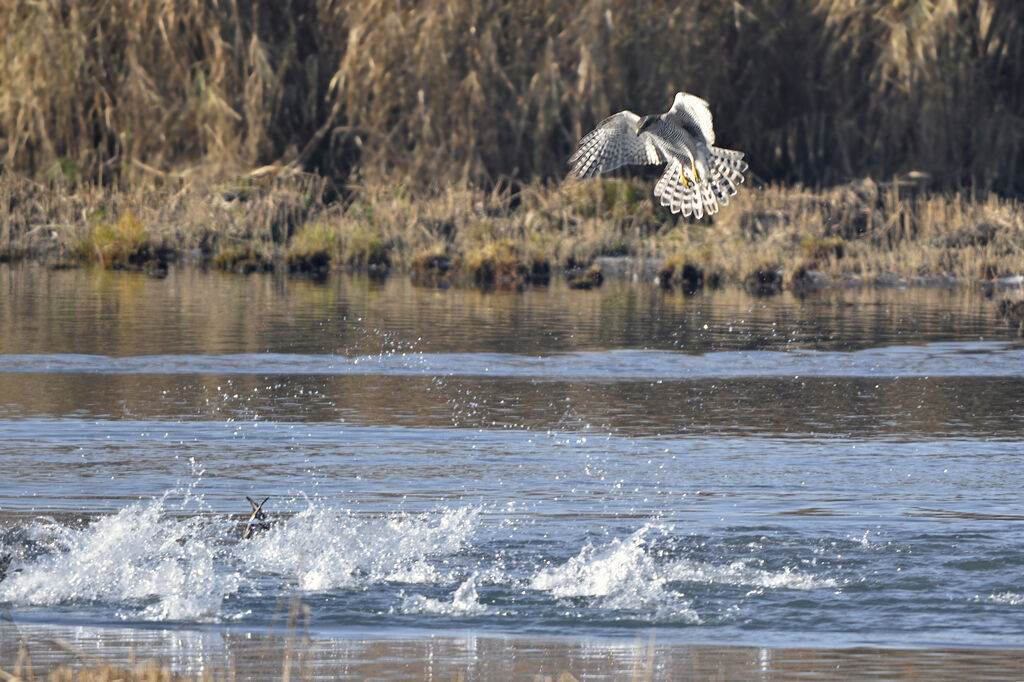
568, 92, 748, 219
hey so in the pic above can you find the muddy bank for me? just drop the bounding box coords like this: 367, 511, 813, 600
2, 173, 1022, 295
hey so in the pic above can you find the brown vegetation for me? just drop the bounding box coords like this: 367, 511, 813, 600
0, 1, 1022, 289
568, 264, 604, 290
2, 1, 1023, 193
1, 171, 1022, 291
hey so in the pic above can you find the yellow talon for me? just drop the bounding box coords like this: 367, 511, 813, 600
680, 166, 692, 189
691, 161, 701, 184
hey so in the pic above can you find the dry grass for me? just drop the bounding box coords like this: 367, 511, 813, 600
0, 168, 325, 268
0, 1, 1022, 195
1, 1, 1021, 289
689, 181, 1023, 289
2, 169, 1022, 291
318, 176, 1024, 290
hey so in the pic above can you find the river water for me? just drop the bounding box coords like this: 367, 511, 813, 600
1, 263, 1022, 679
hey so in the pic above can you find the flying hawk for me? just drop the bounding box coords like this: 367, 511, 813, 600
569, 92, 748, 219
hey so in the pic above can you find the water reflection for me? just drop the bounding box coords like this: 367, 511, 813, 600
5, 622, 1024, 680
0, 263, 1015, 357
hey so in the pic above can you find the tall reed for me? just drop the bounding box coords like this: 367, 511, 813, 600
1, 1, 1021, 194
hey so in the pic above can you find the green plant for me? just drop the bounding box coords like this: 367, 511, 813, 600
90, 211, 148, 268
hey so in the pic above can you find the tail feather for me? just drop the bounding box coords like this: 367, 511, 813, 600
708, 164, 735, 207
656, 160, 689, 216
710, 163, 737, 195
654, 161, 673, 200
710, 178, 731, 207
654, 155, 745, 219
685, 177, 702, 219
678, 169, 701, 218
667, 165, 691, 217
709, 146, 748, 189
706, 147, 748, 214
700, 182, 718, 216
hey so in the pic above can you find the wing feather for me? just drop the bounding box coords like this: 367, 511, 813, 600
665, 93, 716, 146
569, 111, 664, 178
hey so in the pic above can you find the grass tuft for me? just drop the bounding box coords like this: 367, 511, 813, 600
212, 245, 275, 274
567, 264, 604, 290
85, 211, 169, 273
344, 224, 391, 271
744, 264, 784, 297
462, 240, 529, 290
285, 221, 342, 274
410, 245, 454, 288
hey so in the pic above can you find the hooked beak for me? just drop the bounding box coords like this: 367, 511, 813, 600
635, 115, 655, 136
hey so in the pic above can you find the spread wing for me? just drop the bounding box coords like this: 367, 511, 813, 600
665, 92, 715, 146
568, 111, 664, 178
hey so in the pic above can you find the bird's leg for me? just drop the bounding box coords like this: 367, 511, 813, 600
691, 160, 701, 184
680, 164, 692, 189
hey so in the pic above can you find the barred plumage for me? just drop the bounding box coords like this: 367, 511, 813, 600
568, 92, 748, 219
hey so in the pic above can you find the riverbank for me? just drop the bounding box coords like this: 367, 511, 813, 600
1, 171, 1021, 295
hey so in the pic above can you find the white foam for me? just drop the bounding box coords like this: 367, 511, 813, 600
0, 498, 480, 622
0, 499, 238, 622
400, 573, 487, 616
530, 525, 698, 622
531, 526, 661, 600
982, 592, 1024, 605
529, 525, 837, 621
239, 505, 479, 592
666, 559, 838, 591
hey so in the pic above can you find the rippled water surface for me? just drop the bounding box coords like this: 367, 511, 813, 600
1, 263, 1023, 679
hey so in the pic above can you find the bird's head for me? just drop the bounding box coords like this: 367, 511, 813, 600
635, 115, 657, 136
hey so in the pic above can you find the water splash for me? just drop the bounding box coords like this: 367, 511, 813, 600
981, 592, 1024, 606
530, 525, 698, 622
239, 504, 480, 592
0, 498, 237, 622
665, 559, 838, 591
530, 525, 839, 622
400, 573, 488, 616
0, 495, 481, 623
